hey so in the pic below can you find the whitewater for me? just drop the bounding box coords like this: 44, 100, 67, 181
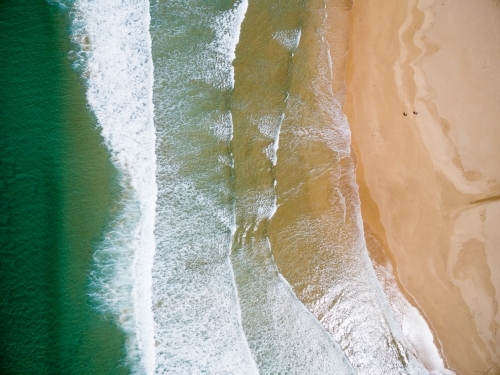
61, 0, 157, 372
61, 0, 449, 373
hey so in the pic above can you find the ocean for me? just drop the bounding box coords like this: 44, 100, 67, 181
1, 0, 435, 374
0, 1, 129, 373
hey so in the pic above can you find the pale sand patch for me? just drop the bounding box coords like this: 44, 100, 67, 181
343, 0, 500, 374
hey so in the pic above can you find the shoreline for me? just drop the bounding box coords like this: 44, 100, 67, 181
343, 0, 500, 374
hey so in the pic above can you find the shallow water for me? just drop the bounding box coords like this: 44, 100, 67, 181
150, 1, 258, 373
2, 0, 437, 373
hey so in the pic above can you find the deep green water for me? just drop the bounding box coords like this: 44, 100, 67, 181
0, 1, 129, 374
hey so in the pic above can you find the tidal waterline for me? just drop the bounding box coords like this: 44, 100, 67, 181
1, 0, 439, 373
0, 1, 129, 373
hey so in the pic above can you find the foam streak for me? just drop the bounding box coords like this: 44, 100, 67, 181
64, 0, 157, 372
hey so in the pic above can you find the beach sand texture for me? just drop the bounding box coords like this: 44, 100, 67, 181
344, 0, 500, 373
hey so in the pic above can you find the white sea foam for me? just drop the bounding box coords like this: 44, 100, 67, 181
230, 171, 355, 373
254, 114, 285, 166
63, 0, 157, 373
227, 17, 354, 373
178, 0, 249, 90
262, 5, 432, 374
374, 263, 456, 375
231, 237, 356, 374
209, 111, 234, 142
313, 7, 450, 374
150, 0, 258, 373
273, 29, 302, 51
211, 0, 249, 87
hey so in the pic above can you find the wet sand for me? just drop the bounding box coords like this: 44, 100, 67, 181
343, 0, 500, 373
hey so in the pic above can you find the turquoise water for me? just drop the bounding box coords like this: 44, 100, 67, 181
0, 1, 129, 374
1, 0, 434, 374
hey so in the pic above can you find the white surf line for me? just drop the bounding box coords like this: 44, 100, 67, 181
150, 0, 258, 372
64, 0, 157, 373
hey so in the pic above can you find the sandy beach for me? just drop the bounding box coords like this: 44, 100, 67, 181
343, 0, 500, 373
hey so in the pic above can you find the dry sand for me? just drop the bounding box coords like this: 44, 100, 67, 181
343, 0, 500, 373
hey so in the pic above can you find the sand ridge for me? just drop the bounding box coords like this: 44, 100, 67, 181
343, 0, 500, 373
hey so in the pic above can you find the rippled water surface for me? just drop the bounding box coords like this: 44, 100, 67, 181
1, 0, 437, 373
